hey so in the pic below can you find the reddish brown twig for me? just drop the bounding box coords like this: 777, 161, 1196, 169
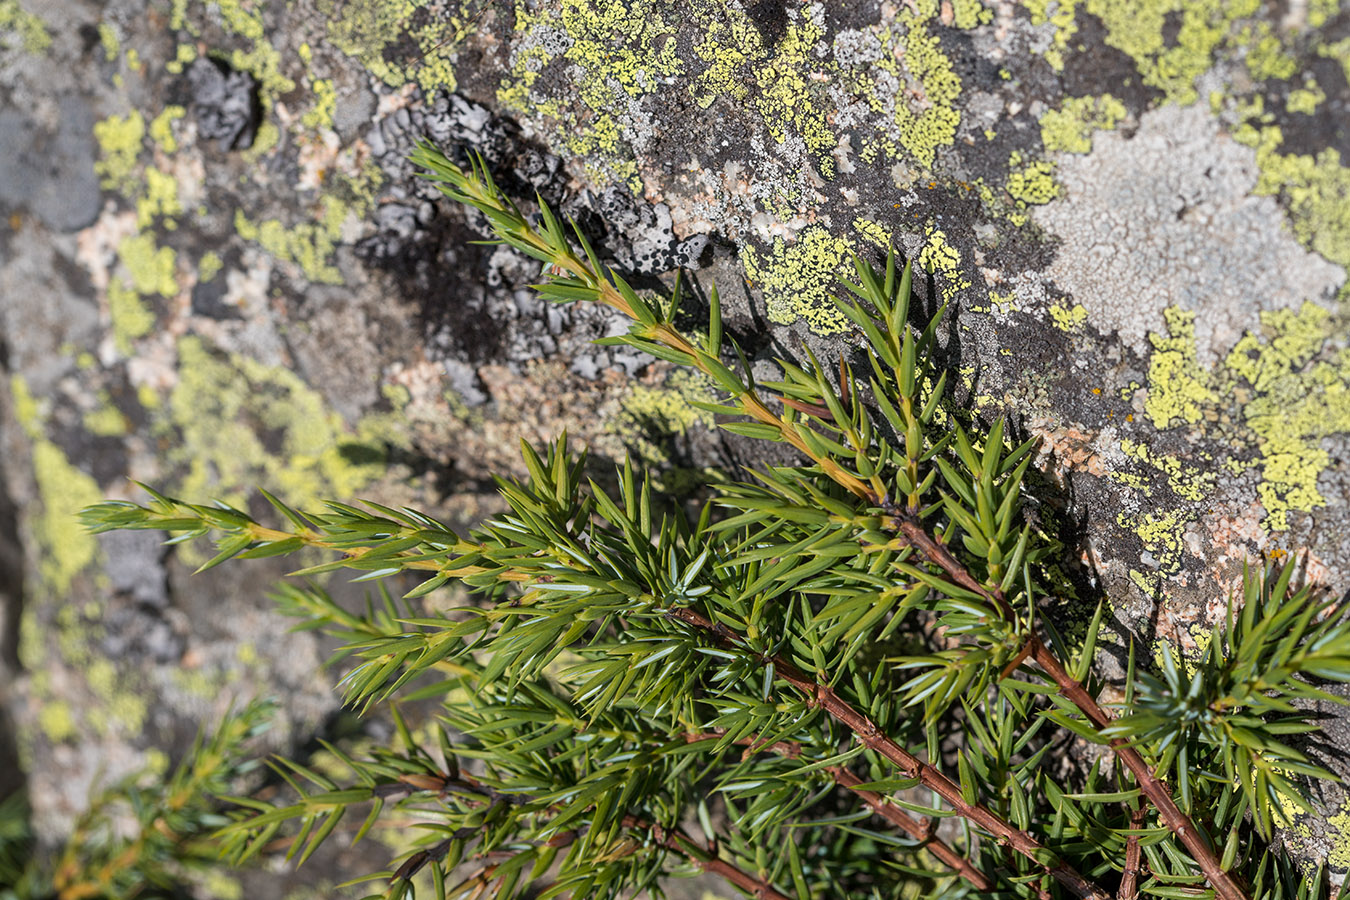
384, 793, 791, 900
684, 731, 992, 890
667, 606, 1109, 900
828, 765, 993, 891
622, 815, 793, 900
1029, 636, 1245, 900
888, 508, 1249, 900
1118, 804, 1148, 900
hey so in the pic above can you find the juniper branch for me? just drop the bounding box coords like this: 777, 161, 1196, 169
666, 606, 1109, 900
827, 766, 993, 892
618, 816, 794, 900
1118, 804, 1147, 900
877, 494, 1254, 900
1029, 635, 1248, 900
685, 730, 992, 891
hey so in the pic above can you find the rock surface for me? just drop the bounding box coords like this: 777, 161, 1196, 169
1, 0, 1349, 891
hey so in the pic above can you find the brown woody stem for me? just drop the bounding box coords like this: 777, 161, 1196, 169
1118, 804, 1147, 900
621, 815, 794, 900
1029, 637, 1247, 900
828, 765, 993, 891
890, 508, 1248, 900
667, 607, 1109, 900
684, 731, 992, 891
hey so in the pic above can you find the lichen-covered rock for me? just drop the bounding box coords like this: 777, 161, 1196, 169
2, 0, 1349, 886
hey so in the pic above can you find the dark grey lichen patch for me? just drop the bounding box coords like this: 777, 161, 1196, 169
184, 56, 260, 150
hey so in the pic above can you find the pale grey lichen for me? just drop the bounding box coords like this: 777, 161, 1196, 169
1032, 103, 1345, 365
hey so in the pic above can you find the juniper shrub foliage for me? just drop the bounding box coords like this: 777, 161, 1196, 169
0, 701, 273, 900
81, 145, 1350, 900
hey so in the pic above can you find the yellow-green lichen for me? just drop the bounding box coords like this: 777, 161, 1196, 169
852, 218, 893, 249
1143, 306, 1216, 428
1143, 301, 1350, 532
93, 110, 145, 192
501, 0, 684, 191
1329, 798, 1350, 869
165, 42, 196, 74
84, 658, 148, 736
950, 0, 994, 29
137, 168, 183, 229
1241, 21, 1298, 81
149, 106, 185, 154
198, 250, 223, 283
988, 290, 1017, 314
1085, 0, 1260, 106
1120, 438, 1215, 502
107, 279, 156, 353
324, 0, 480, 94
11, 373, 41, 439
1039, 94, 1127, 155
198, 871, 244, 900
27, 423, 105, 594
1049, 301, 1087, 331
500, 1, 971, 192
1117, 507, 1190, 575
1318, 37, 1350, 85
38, 701, 77, 743
117, 233, 177, 297
616, 369, 717, 473
1223, 302, 1350, 531
165, 335, 391, 510
1006, 152, 1060, 208
1023, 0, 1080, 71
849, 10, 966, 170
1285, 79, 1325, 116
741, 226, 852, 334
83, 398, 128, 437
325, 0, 415, 86
0, 0, 51, 53
302, 78, 338, 131
1107, 470, 1151, 492
1249, 130, 1350, 269
216, 0, 295, 99
235, 210, 340, 284
97, 22, 119, 60
917, 224, 971, 301
233, 163, 382, 283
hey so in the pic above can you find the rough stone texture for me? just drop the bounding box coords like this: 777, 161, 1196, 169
1, 0, 1349, 893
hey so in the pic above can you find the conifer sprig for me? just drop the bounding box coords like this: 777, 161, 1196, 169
407, 145, 1350, 900
77, 146, 1350, 900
